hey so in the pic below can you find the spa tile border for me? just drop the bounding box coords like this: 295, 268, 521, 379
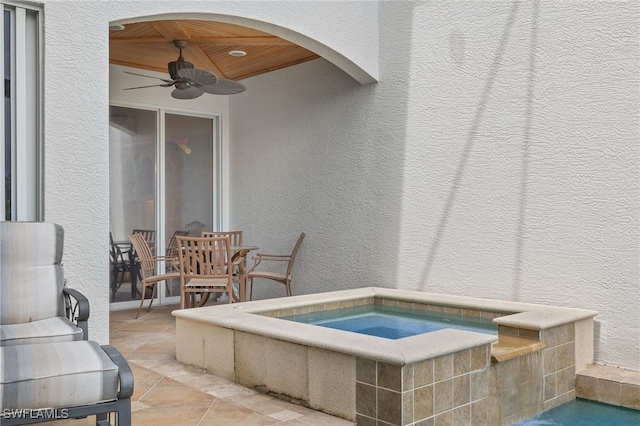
257, 296, 507, 323
355, 345, 492, 426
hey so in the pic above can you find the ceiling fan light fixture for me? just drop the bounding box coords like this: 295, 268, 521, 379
229, 50, 246, 57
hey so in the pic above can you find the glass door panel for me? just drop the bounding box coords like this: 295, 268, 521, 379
109, 105, 157, 304
164, 113, 214, 300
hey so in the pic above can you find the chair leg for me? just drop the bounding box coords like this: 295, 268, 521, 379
111, 268, 118, 302
286, 279, 292, 297
146, 285, 157, 313
135, 285, 147, 319
249, 277, 254, 301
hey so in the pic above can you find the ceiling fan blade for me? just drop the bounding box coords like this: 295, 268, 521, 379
124, 83, 174, 90
124, 71, 174, 84
202, 78, 247, 95
171, 86, 204, 100
176, 68, 218, 86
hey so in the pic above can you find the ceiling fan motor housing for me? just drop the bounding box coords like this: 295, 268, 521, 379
168, 56, 194, 80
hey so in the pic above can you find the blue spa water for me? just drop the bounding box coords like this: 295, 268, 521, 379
281, 304, 497, 339
514, 398, 640, 425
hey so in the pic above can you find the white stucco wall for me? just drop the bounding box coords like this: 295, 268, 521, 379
40, 0, 378, 344
38, 0, 637, 369
231, 1, 639, 369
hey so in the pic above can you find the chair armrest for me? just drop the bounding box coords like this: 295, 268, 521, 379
63, 287, 90, 340
101, 345, 135, 399
253, 254, 291, 261
153, 255, 178, 262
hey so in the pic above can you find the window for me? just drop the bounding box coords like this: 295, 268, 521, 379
1, 2, 42, 221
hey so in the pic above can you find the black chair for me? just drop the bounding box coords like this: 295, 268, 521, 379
109, 232, 131, 302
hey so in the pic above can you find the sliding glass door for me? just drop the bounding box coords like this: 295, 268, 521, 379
109, 105, 220, 307
163, 112, 216, 298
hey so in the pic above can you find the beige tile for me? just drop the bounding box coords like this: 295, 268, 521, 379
415, 417, 434, 426
377, 388, 402, 425
355, 414, 376, 426
620, 383, 640, 410
575, 374, 598, 400
453, 350, 471, 376
470, 345, 488, 371
434, 354, 453, 382
378, 362, 402, 391
199, 398, 278, 425
356, 357, 376, 385
403, 363, 414, 391
452, 404, 470, 425
415, 359, 434, 388
414, 384, 434, 421
453, 374, 470, 407
433, 410, 453, 426
433, 379, 453, 414
597, 379, 621, 406
402, 390, 414, 426
470, 369, 489, 401
470, 398, 488, 425
355, 382, 376, 418
518, 328, 540, 340
544, 373, 557, 401
543, 347, 557, 375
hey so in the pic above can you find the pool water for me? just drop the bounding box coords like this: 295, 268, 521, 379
281, 304, 497, 339
515, 398, 640, 425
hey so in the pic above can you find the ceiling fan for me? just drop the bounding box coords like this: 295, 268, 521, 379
123, 40, 246, 99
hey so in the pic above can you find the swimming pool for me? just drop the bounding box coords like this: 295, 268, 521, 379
282, 304, 498, 339
515, 398, 640, 425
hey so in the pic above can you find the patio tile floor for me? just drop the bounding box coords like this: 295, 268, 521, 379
51, 304, 355, 425
41, 301, 638, 425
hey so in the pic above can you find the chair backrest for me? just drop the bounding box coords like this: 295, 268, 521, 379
131, 229, 155, 243
128, 233, 157, 278
177, 235, 233, 282
201, 231, 243, 246
185, 221, 205, 237
287, 233, 306, 277
166, 230, 188, 257
109, 231, 126, 263
0, 222, 66, 325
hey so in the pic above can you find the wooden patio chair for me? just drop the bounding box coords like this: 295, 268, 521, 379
128, 233, 180, 318
185, 221, 205, 236
247, 233, 305, 300
201, 230, 243, 246
177, 235, 241, 309
201, 231, 246, 301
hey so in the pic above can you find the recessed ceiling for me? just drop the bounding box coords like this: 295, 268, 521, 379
109, 20, 320, 82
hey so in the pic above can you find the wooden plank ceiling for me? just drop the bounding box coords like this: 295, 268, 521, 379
109, 20, 320, 82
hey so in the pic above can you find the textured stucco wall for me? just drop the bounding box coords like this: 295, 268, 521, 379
231, 1, 639, 369
40, 0, 378, 344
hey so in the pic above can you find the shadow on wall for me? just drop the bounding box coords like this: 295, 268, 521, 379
231, 2, 420, 298
418, 1, 540, 302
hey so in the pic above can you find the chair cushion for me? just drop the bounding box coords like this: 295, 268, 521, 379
0, 317, 83, 346
0, 340, 119, 410
0, 222, 66, 324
